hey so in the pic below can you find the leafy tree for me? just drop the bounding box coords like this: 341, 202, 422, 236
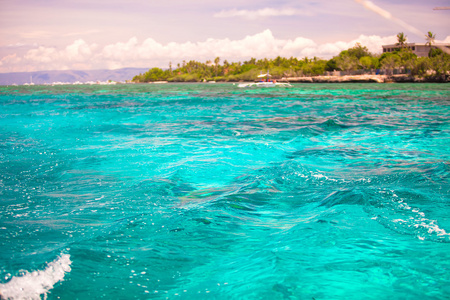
336, 53, 359, 73
411, 57, 430, 77
359, 56, 376, 70
397, 48, 416, 73
429, 52, 450, 78
347, 43, 371, 59
380, 53, 401, 75
310, 60, 327, 75
132, 73, 143, 82
429, 48, 443, 58
244, 58, 257, 65
325, 58, 338, 72
140, 67, 167, 82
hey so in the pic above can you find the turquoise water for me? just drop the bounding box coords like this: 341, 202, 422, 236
0, 83, 449, 299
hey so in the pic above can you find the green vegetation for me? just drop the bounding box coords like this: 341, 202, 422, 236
133, 34, 450, 83
133, 56, 330, 83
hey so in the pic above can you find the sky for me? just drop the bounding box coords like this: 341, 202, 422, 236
0, 0, 449, 73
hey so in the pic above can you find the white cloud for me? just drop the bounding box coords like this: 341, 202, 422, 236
0, 30, 420, 73
103, 37, 139, 61
214, 8, 314, 19
1, 54, 22, 66
23, 40, 97, 64
2, 39, 99, 72
438, 36, 450, 44
65, 39, 97, 61
314, 34, 397, 57
24, 47, 58, 63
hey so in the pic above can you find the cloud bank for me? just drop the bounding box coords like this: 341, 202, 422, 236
1, 30, 400, 72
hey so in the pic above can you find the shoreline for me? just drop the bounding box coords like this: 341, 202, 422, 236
2, 74, 449, 86
279, 74, 450, 83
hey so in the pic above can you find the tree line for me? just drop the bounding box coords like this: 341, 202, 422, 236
132, 32, 450, 83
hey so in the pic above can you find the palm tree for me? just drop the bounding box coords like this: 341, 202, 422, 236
396, 32, 407, 48
425, 31, 436, 57
214, 57, 220, 77
425, 31, 436, 47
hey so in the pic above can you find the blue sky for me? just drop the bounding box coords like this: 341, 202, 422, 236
0, 0, 449, 72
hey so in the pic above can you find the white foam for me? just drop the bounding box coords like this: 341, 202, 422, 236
0, 254, 71, 300
310, 172, 339, 182
389, 193, 450, 241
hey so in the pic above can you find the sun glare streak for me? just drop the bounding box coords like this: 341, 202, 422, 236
355, 0, 450, 54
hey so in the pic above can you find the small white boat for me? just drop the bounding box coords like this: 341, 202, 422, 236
237, 71, 291, 88
237, 81, 292, 88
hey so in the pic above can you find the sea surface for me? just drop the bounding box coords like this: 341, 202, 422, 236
0, 83, 449, 299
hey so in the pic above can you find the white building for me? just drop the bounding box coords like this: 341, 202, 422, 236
382, 43, 450, 57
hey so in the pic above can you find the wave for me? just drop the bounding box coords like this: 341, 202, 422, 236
365, 189, 450, 243
0, 254, 71, 300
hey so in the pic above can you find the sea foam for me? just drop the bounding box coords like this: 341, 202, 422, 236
0, 254, 71, 300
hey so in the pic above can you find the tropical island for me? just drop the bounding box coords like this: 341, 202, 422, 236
132, 32, 450, 83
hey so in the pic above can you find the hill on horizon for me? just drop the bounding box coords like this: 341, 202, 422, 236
0, 68, 150, 85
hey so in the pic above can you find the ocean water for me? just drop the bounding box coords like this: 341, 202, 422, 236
0, 83, 449, 299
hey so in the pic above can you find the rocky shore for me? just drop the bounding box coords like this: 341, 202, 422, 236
279, 74, 449, 83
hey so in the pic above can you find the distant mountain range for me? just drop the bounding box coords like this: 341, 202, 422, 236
0, 68, 150, 85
